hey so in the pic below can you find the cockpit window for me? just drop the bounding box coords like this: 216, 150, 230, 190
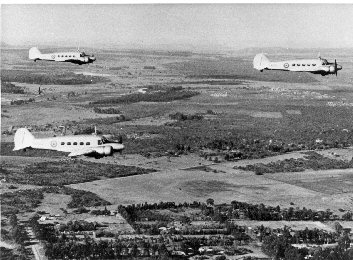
98, 140, 103, 145
321, 59, 328, 65
101, 137, 108, 144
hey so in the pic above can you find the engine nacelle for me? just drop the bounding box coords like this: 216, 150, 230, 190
95, 145, 113, 156
329, 65, 335, 73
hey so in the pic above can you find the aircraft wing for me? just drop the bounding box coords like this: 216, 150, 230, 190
64, 59, 85, 65
68, 148, 96, 157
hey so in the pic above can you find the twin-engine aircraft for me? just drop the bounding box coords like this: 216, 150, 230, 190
13, 128, 124, 158
253, 53, 342, 76
29, 47, 96, 65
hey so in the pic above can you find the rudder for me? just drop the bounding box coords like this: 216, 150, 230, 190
253, 53, 270, 71
29, 47, 41, 60
13, 128, 35, 151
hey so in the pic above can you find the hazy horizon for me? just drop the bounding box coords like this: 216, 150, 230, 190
2, 4, 353, 51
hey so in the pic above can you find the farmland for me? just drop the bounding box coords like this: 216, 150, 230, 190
2, 46, 353, 259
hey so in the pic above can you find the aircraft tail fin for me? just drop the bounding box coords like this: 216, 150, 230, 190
13, 128, 35, 151
29, 47, 41, 60
253, 53, 270, 71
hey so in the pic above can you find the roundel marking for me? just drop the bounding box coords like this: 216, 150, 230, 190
51, 140, 57, 147
51, 54, 55, 59
284, 63, 289, 68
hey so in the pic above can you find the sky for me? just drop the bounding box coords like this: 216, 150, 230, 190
2, 4, 353, 50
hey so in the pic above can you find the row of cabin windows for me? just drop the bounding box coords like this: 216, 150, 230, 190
61, 141, 91, 146
292, 64, 317, 67
58, 55, 76, 58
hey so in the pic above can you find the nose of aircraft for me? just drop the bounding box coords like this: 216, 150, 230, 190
90, 56, 96, 61
337, 64, 342, 70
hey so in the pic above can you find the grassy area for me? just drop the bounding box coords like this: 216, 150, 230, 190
1, 142, 66, 157
91, 86, 199, 105
166, 58, 319, 83
1, 186, 110, 216
1, 69, 109, 85
93, 107, 122, 114
236, 151, 353, 175
1, 159, 156, 186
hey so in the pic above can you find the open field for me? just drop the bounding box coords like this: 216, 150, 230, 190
2, 47, 353, 219
2, 48, 353, 260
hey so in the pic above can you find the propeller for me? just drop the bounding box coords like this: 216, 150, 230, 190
335, 59, 337, 77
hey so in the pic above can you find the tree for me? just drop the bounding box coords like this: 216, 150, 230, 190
206, 198, 214, 206
334, 222, 343, 234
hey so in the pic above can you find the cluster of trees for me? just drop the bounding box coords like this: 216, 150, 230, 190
2, 186, 111, 218
57, 220, 97, 232
237, 152, 353, 175
90, 207, 111, 216
169, 112, 204, 121
8, 214, 29, 245
1, 189, 44, 216
1, 70, 108, 85
93, 107, 122, 114
44, 238, 171, 259
118, 201, 202, 223
29, 215, 58, 243
21, 160, 156, 186
2, 81, 25, 94
257, 225, 341, 245
226, 200, 336, 221
10, 98, 35, 105
92, 86, 199, 105
261, 228, 352, 260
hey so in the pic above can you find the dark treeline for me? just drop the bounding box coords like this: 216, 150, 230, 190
118, 201, 202, 223
1, 70, 108, 85
92, 86, 199, 105
237, 152, 353, 175
257, 225, 340, 245
169, 112, 204, 121
2, 81, 25, 94
203, 125, 353, 161
261, 226, 352, 260
1, 186, 110, 217
228, 200, 337, 221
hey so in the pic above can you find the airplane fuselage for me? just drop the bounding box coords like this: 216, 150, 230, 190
253, 53, 342, 76
29, 47, 96, 65
35, 52, 94, 64
13, 128, 124, 157
29, 135, 124, 154
264, 59, 341, 75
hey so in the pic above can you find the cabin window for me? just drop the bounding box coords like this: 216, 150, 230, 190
292, 64, 295, 66
69, 55, 71, 57
80, 142, 84, 145
297, 64, 300, 66
307, 64, 310, 66
65, 55, 68, 57
302, 64, 305, 66
312, 64, 316, 66
86, 142, 90, 145
67, 142, 71, 145
73, 142, 77, 145
61, 142, 65, 145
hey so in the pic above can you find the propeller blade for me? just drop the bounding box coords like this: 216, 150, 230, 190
335, 59, 337, 77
